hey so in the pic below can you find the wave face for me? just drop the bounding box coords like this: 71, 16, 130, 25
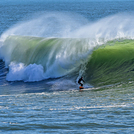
85, 39, 134, 86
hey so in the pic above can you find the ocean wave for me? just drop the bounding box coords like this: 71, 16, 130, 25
1, 12, 134, 85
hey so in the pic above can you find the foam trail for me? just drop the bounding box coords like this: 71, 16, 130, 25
47, 79, 78, 91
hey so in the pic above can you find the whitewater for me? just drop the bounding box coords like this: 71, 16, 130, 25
0, 0, 134, 133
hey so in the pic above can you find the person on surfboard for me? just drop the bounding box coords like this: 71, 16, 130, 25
78, 77, 85, 87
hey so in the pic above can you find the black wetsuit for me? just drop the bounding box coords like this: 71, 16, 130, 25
78, 77, 85, 86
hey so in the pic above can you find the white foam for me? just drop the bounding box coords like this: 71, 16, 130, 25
6, 62, 45, 82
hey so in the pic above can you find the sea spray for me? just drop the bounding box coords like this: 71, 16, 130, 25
2, 12, 134, 40
0, 12, 89, 40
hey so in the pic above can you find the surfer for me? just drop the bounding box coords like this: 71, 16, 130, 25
78, 77, 85, 87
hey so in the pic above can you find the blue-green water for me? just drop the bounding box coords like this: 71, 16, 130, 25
1, 87, 134, 133
0, 0, 134, 133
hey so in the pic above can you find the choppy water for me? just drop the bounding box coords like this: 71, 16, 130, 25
0, 0, 134, 133
1, 86, 134, 133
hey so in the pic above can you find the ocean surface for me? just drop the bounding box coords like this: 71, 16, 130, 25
0, 0, 134, 133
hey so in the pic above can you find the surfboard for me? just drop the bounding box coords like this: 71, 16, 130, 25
79, 86, 84, 92
79, 86, 84, 89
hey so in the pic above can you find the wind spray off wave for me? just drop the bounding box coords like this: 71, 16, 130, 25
1, 12, 134, 84
0, 12, 89, 39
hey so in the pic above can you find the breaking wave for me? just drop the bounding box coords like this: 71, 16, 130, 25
1, 12, 134, 85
